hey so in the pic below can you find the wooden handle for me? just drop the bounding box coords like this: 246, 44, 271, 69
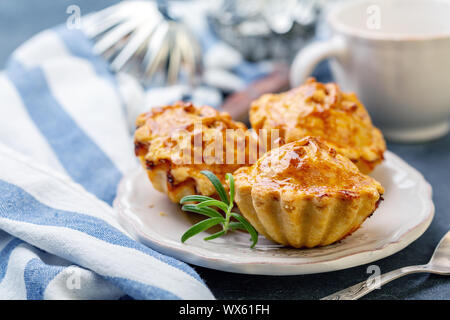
221, 63, 290, 122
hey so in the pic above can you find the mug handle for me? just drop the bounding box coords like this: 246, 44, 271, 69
290, 36, 347, 87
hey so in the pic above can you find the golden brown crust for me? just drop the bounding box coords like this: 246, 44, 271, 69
134, 102, 255, 202
249, 78, 386, 173
234, 137, 384, 248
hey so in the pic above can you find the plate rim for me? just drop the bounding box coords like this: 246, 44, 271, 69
115, 150, 434, 275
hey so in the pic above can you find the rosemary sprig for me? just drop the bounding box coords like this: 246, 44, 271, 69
180, 170, 258, 248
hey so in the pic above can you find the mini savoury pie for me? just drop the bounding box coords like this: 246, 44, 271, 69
249, 78, 386, 173
233, 137, 384, 248
134, 102, 255, 203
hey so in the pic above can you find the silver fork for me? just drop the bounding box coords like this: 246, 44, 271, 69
322, 231, 450, 300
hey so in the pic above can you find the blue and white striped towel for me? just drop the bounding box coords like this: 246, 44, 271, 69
0, 3, 272, 298
0, 26, 215, 300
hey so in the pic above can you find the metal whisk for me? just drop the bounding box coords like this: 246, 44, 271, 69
83, 0, 203, 86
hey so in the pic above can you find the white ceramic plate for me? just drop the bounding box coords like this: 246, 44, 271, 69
114, 151, 434, 275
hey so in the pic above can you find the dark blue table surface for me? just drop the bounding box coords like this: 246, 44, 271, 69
1, 0, 449, 300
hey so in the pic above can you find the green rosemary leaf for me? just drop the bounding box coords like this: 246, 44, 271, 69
204, 230, 226, 241
228, 221, 246, 231
231, 212, 259, 248
180, 195, 216, 204
197, 199, 229, 213
179, 171, 259, 248
226, 173, 235, 205
200, 170, 229, 205
181, 217, 224, 243
181, 204, 225, 219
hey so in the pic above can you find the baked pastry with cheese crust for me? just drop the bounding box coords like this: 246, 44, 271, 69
134, 102, 255, 202
250, 78, 386, 173
233, 136, 384, 248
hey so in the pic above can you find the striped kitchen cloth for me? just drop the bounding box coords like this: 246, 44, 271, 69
0, 5, 273, 298
0, 24, 219, 299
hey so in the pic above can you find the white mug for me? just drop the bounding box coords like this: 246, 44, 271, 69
290, 0, 450, 142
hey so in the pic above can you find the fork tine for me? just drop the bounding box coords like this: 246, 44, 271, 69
83, 5, 128, 37
144, 26, 171, 83
93, 19, 143, 55
142, 22, 170, 73
84, 15, 124, 38
110, 19, 161, 72
167, 29, 182, 84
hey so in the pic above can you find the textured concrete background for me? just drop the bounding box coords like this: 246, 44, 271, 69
0, 0, 449, 300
